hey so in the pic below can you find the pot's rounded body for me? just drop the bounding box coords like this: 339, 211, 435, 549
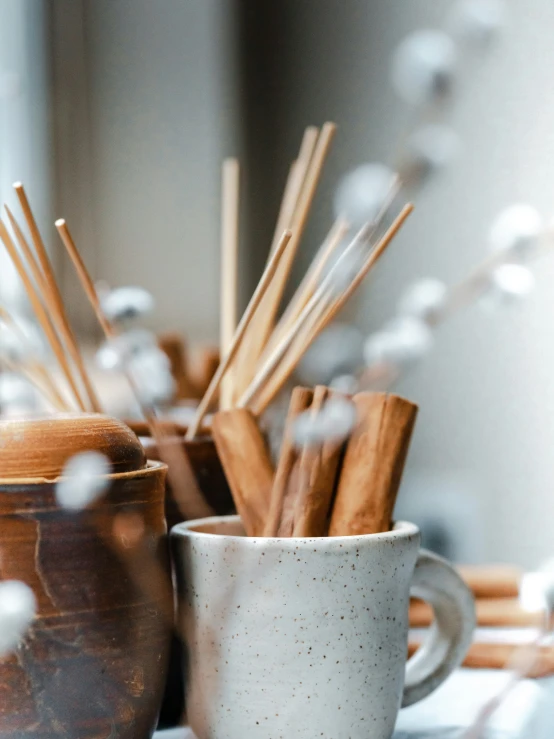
0, 462, 171, 739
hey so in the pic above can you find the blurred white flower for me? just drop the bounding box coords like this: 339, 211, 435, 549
483, 264, 535, 307
0, 373, 40, 416
520, 559, 554, 614
450, 0, 506, 46
297, 324, 364, 386
127, 346, 176, 408
56, 451, 111, 510
293, 396, 357, 448
333, 163, 396, 228
397, 278, 448, 323
0, 580, 36, 657
488, 204, 544, 260
364, 317, 433, 368
330, 374, 359, 395
391, 30, 457, 106
403, 125, 460, 185
0, 316, 44, 364
101, 286, 155, 325
95, 329, 158, 371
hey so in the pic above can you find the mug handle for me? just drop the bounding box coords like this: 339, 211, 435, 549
402, 549, 476, 708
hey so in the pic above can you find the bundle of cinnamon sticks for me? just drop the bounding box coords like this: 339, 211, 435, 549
212, 385, 418, 539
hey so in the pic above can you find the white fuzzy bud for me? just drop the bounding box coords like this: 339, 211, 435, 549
56, 451, 111, 510
127, 346, 176, 408
403, 125, 460, 185
95, 329, 158, 371
0, 580, 37, 657
293, 396, 357, 449
101, 286, 155, 325
0, 373, 40, 416
520, 559, 554, 614
450, 0, 506, 46
397, 278, 448, 322
334, 163, 396, 228
483, 263, 535, 306
330, 374, 359, 395
489, 204, 544, 260
364, 317, 433, 368
391, 30, 457, 106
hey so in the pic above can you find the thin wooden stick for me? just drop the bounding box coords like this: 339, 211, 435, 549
0, 305, 69, 410
55, 219, 114, 338
220, 158, 240, 410
0, 220, 86, 410
234, 123, 337, 396
12, 185, 102, 412
250, 204, 415, 415
6, 207, 100, 412
54, 217, 215, 521
1, 356, 68, 412
186, 229, 293, 440
316, 204, 415, 335
269, 126, 319, 257
267, 218, 349, 350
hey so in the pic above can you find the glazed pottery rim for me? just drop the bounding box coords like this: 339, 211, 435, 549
0, 459, 167, 486
171, 514, 420, 546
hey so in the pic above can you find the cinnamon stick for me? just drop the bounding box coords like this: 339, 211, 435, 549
328, 392, 418, 536
212, 409, 274, 537
409, 598, 543, 628
265, 387, 313, 536
292, 386, 345, 537
407, 640, 554, 678
457, 565, 522, 599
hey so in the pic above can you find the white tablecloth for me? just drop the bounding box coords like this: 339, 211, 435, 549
154, 667, 554, 739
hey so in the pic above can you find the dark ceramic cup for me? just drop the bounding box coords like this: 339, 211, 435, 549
128, 424, 234, 728
0, 461, 171, 739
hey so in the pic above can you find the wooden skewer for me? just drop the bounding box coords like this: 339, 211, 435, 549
328, 392, 418, 536
269, 126, 319, 257
220, 158, 240, 410
234, 123, 337, 396
264, 386, 314, 536
186, 229, 293, 440
212, 409, 274, 536
55, 219, 114, 338
0, 220, 85, 410
251, 297, 330, 415
0, 305, 69, 410
242, 205, 414, 414
265, 218, 350, 352
54, 218, 215, 521
12, 185, 102, 412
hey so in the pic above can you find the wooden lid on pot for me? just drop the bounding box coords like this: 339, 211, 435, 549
0, 413, 146, 480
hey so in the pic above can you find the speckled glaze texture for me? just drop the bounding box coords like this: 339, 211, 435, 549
171, 516, 475, 739
0, 462, 172, 739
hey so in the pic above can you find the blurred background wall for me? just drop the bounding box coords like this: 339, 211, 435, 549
4, 0, 554, 566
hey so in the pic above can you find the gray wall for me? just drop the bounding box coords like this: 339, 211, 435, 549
53, 0, 240, 341
263, 0, 554, 567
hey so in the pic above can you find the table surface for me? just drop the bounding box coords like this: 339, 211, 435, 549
154, 667, 554, 739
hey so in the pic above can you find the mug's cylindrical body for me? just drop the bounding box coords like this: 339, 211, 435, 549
171, 516, 421, 739
0, 462, 171, 739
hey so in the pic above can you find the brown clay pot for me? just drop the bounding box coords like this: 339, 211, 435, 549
0, 415, 172, 739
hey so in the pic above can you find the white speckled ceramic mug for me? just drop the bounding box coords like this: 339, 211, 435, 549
171, 515, 475, 739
